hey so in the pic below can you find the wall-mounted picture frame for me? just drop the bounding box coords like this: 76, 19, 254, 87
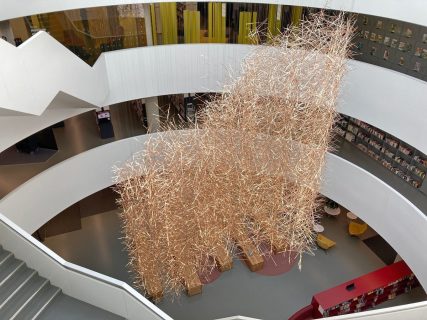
389, 23, 401, 34
383, 49, 389, 60
377, 34, 384, 43
376, 20, 383, 29
384, 36, 391, 46
391, 39, 398, 48
398, 41, 407, 51
413, 62, 421, 72
363, 16, 369, 25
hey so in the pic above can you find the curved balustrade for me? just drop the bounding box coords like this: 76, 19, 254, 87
0, 41, 426, 156
1, 132, 426, 291
0, 212, 172, 320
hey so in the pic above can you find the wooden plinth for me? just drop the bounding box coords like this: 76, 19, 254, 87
144, 274, 163, 301
182, 269, 203, 296
214, 246, 233, 272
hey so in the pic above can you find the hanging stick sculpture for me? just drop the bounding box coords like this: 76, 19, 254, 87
114, 11, 354, 299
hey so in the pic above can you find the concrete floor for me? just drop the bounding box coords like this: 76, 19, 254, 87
43, 210, 426, 320
0, 103, 146, 199
39, 294, 125, 320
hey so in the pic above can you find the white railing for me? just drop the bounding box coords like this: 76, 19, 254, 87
0, 212, 173, 320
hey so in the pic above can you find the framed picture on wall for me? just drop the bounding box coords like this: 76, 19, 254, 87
377, 34, 384, 43
376, 20, 383, 29
413, 62, 421, 72
398, 41, 407, 51
384, 36, 391, 46
391, 39, 398, 48
383, 49, 389, 60
389, 23, 401, 34
362, 16, 369, 25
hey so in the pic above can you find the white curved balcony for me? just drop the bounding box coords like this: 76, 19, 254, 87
0, 37, 426, 156
0, 132, 426, 291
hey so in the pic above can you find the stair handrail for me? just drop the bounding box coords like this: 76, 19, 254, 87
0, 212, 173, 320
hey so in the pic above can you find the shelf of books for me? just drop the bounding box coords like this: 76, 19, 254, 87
311, 261, 420, 318
336, 115, 427, 189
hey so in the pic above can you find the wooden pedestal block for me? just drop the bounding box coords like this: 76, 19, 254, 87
237, 242, 264, 272
182, 269, 203, 296
272, 242, 288, 255
214, 246, 233, 272
144, 274, 163, 301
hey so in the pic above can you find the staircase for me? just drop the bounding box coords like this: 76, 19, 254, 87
0, 245, 61, 320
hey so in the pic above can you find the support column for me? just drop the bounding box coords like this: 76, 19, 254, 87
143, 4, 153, 46
145, 96, 160, 133
0, 21, 15, 44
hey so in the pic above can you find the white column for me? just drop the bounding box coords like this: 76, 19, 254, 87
0, 21, 14, 45
143, 4, 153, 46
145, 96, 160, 133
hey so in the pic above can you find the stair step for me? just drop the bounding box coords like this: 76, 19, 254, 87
0, 274, 47, 319
0, 245, 9, 259
0, 249, 11, 265
13, 284, 61, 320
0, 267, 35, 307
0, 256, 23, 285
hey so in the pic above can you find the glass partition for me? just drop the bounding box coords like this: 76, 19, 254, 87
3, 2, 426, 81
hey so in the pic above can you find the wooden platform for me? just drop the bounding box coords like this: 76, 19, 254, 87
233, 234, 264, 272
214, 246, 233, 272
144, 273, 163, 301
182, 268, 203, 296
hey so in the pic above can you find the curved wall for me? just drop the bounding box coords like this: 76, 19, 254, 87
1, 41, 426, 156
0, 132, 426, 290
1, 0, 426, 26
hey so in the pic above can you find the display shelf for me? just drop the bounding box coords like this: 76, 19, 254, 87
338, 114, 427, 190
311, 261, 420, 318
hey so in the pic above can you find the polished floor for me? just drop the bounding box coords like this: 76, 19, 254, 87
43, 209, 426, 320
0, 103, 146, 199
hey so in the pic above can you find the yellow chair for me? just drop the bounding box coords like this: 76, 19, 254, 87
349, 221, 368, 236
316, 234, 336, 250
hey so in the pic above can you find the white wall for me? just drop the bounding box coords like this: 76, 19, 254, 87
1, 132, 426, 290
0, 0, 426, 27
0, 41, 426, 154
0, 32, 107, 116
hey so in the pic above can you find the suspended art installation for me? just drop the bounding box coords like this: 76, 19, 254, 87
114, 11, 354, 300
